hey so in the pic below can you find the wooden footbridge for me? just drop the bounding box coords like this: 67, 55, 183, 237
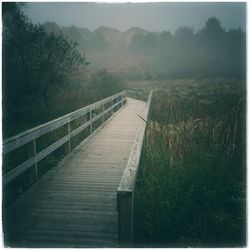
3, 90, 153, 247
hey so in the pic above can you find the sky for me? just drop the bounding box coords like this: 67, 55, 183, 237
24, 2, 246, 33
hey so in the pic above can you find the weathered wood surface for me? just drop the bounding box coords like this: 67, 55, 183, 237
3, 97, 146, 247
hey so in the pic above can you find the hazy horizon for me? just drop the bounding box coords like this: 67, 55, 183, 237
24, 2, 246, 33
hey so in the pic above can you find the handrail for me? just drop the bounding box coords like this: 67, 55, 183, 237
117, 89, 154, 246
125, 88, 146, 99
3, 91, 127, 186
125, 87, 144, 93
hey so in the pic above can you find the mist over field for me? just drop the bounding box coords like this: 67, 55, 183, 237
41, 19, 245, 80
24, 2, 246, 80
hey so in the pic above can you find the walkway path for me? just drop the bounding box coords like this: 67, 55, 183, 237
4, 98, 146, 247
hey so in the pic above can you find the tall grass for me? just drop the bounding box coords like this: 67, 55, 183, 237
135, 79, 246, 247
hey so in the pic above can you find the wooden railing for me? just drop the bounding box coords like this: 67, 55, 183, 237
3, 91, 127, 186
117, 90, 154, 246
125, 87, 146, 101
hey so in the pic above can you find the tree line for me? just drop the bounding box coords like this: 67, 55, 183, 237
43, 18, 246, 80
129, 18, 246, 79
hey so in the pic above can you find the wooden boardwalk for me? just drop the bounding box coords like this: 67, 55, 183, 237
4, 98, 146, 247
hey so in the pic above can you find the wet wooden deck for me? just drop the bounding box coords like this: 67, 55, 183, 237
3, 98, 146, 247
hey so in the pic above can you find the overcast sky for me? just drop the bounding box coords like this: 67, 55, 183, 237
24, 2, 246, 33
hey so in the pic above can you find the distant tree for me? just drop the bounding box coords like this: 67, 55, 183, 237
202, 17, 225, 39
88, 70, 125, 100
92, 32, 108, 50
160, 31, 174, 46
175, 27, 194, 44
129, 33, 145, 53
197, 17, 228, 77
198, 17, 226, 56
62, 25, 83, 43
143, 33, 159, 52
225, 29, 246, 77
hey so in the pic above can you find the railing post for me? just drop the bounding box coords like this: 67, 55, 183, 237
112, 97, 114, 114
33, 140, 38, 180
28, 140, 38, 182
123, 92, 127, 105
117, 191, 134, 247
64, 120, 71, 155
87, 108, 93, 134
119, 96, 122, 109
102, 104, 105, 123
67, 121, 71, 153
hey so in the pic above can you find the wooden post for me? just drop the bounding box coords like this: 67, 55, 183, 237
117, 191, 134, 247
112, 98, 114, 114
123, 93, 127, 105
64, 121, 71, 155
33, 140, 38, 180
87, 109, 93, 134
67, 122, 71, 153
117, 96, 120, 110
102, 104, 105, 123
119, 96, 122, 109
28, 140, 38, 183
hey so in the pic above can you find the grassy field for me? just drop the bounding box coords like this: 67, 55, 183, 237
134, 78, 246, 247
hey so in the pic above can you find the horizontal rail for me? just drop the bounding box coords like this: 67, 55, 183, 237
117, 89, 154, 246
118, 126, 145, 193
3, 91, 127, 186
125, 88, 146, 100
125, 87, 144, 93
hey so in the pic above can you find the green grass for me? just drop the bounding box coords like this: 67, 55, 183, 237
134, 78, 246, 247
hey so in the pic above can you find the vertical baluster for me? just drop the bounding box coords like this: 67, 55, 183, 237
31, 139, 38, 182
112, 97, 114, 114
124, 92, 127, 105
102, 103, 105, 123
87, 108, 93, 134
68, 121, 71, 152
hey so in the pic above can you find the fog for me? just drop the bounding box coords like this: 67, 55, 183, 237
24, 2, 246, 33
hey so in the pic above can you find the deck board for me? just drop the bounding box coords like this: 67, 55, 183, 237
3, 98, 146, 247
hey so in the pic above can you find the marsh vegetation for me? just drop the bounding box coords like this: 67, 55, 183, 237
134, 79, 246, 247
